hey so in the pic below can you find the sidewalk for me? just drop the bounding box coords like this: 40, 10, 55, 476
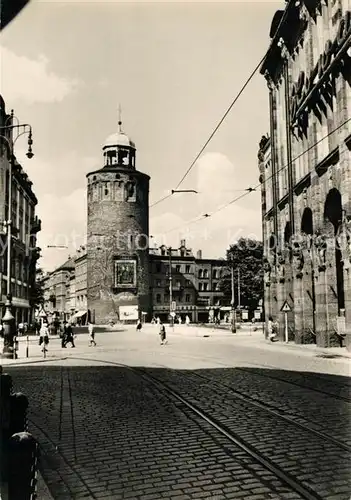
142, 323, 351, 360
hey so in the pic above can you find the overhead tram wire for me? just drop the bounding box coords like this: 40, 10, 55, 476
160, 116, 351, 235
149, 54, 267, 209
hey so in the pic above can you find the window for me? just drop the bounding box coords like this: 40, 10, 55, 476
203, 269, 208, 278
186, 279, 192, 286
161, 247, 166, 256
156, 294, 161, 303
176, 265, 181, 273
199, 282, 203, 291
156, 280, 161, 287
203, 283, 208, 291
186, 294, 191, 303
185, 265, 190, 273
198, 269, 203, 278
156, 263, 161, 273
213, 270, 218, 279
176, 280, 181, 288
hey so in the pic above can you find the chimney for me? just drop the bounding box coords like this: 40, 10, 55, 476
197, 250, 202, 260
180, 239, 186, 248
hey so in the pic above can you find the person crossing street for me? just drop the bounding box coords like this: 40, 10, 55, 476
88, 322, 96, 347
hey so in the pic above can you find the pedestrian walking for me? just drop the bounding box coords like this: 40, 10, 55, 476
88, 322, 96, 347
185, 315, 190, 326
64, 321, 75, 348
39, 322, 49, 352
159, 322, 167, 345
136, 320, 142, 331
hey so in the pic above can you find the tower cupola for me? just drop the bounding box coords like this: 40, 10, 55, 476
102, 116, 136, 169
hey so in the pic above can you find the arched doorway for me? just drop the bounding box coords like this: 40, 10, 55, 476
301, 208, 316, 336
324, 189, 345, 312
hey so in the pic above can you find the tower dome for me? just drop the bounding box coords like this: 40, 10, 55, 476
102, 119, 136, 168
103, 131, 135, 149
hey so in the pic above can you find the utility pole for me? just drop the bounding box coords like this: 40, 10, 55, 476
237, 268, 241, 309
237, 268, 241, 328
231, 262, 236, 334
168, 247, 173, 327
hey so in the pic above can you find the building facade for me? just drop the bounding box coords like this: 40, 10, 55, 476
0, 95, 41, 324
42, 120, 228, 324
149, 243, 226, 323
259, 0, 351, 347
42, 241, 226, 324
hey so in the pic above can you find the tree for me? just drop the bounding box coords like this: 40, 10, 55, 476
220, 237, 263, 312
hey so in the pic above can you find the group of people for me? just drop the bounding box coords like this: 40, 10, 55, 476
136, 318, 167, 345
36, 320, 97, 351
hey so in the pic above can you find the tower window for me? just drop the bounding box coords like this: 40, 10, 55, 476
92, 176, 97, 181
186, 294, 191, 303
115, 174, 120, 179
105, 189, 109, 196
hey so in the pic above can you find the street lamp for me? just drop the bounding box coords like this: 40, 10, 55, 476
0, 110, 34, 358
230, 257, 236, 334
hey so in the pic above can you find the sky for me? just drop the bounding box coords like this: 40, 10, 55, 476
0, 0, 283, 271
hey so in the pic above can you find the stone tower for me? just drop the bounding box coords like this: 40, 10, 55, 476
86, 119, 150, 324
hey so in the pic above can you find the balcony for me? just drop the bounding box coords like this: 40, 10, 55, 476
31, 216, 41, 234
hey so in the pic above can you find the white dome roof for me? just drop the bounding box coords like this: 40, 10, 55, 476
103, 132, 135, 149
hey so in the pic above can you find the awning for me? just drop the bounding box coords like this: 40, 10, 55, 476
72, 310, 87, 319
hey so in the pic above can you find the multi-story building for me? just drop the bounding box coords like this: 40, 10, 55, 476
0, 95, 41, 324
42, 120, 228, 324
259, 0, 351, 348
41, 258, 75, 322
149, 243, 226, 323
42, 241, 226, 324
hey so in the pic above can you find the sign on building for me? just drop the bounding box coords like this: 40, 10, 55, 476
119, 305, 139, 321
242, 310, 249, 320
254, 310, 261, 320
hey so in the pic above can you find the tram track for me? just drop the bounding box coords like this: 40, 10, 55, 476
183, 370, 351, 453
65, 356, 349, 500
9, 354, 351, 499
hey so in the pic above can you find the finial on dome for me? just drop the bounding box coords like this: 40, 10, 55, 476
118, 104, 122, 133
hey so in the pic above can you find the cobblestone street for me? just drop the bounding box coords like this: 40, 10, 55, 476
3, 326, 351, 499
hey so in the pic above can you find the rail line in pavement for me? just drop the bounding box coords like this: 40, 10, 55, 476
233, 366, 351, 403
183, 370, 351, 453
65, 356, 329, 500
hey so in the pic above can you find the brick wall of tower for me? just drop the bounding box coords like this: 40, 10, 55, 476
86, 168, 150, 324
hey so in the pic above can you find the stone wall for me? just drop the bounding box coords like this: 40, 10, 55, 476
86, 167, 150, 324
